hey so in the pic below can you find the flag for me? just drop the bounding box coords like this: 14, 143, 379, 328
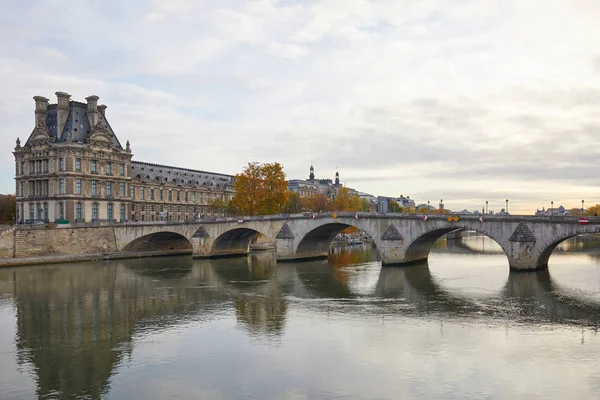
422, 215, 428, 221
479, 216, 485, 222
355, 213, 360, 219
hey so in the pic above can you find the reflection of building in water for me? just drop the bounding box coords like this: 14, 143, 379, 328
6, 259, 228, 399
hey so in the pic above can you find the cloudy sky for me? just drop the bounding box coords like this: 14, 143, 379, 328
1, 0, 600, 214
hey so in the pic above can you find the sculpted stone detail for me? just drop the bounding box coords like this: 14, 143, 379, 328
192, 226, 210, 238
276, 223, 295, 239
509, 222, 536, 243
381, 224, 403, 241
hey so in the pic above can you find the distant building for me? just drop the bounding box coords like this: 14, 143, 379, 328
397, 195, 415, 211
288, 165, 358, 199
535, 205, 567, 216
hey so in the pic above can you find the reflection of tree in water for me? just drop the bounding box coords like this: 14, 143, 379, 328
327, 245, 377, 286
209, 252, 288, 336
234, 294, 287, 336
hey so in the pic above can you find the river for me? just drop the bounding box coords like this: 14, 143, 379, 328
0, 234, 599, 399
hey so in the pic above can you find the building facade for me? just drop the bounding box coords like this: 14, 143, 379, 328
13, 92, 234, 223
288, 165, 358, 199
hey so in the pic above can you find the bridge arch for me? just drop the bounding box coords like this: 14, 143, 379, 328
123, 231, 193, 255
536, 230, 600, 269
294, 220, 378, 260
210, 227, 269, 258
403, 225, 509, 265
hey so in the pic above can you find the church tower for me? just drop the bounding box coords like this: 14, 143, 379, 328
335, 171, 340, 185
309, 165, 315, 181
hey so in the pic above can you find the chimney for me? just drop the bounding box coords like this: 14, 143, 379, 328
86, 95, 99, 127
55, 91, 71, 137
33, 95, 49, 127
98, 104, 107, 116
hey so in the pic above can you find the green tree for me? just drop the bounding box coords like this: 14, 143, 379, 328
388, 200, 404, 213
231, 162, 289, 216
0, 195, 16, 223
283, 192, 303, 214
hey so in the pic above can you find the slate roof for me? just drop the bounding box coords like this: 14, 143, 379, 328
131, 161, 234, 189
26, 102, 122, 149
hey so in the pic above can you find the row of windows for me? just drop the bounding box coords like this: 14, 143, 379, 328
18, 179, 230, 204
131, 187, 228, 202
19, 158, 126, 176
21, 202, 128, 222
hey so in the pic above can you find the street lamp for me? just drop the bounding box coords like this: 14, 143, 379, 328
582, 200, 585, 216
427, 200, 430, 214
506, 199, 509, 215
485, 200, 488, 214
551, 201, 553, 216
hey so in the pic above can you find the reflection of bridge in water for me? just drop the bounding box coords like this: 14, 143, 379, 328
0, 250, 599, 399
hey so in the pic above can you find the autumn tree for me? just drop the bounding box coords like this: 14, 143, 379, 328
585, 204, 600, 216
359, 198, 373, 212
305, 193, 328, 212
231, 162, 289, 216
415, 206, 429, 214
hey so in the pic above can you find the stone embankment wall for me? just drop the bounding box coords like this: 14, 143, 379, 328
0, 224, 192, 267
0, 227, 14, 258
12, 225, 119, 258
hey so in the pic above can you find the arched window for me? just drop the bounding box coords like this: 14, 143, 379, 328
29, 203, 34, 221
92, 203, 99, 220
58, 202, 64, 220
76, 202, 82, 221
120, 204, 126, 222
43, 202, 48, 221
36, 203, 42, 220
107, 203, 114, 221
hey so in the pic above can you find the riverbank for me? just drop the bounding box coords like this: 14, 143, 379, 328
0, 249, 192, 268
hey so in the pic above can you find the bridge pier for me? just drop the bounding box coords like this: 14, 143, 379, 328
190, 235, 214, 258
506, 242, 547, 271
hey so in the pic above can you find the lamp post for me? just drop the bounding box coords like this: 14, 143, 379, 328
582, 200, 585, 216
485, 200, 488, 214
427, 200, 430, 214
551, 201, 553, 216
506, 199, 509, 215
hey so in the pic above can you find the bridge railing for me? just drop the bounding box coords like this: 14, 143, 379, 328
17, 212, 599, 229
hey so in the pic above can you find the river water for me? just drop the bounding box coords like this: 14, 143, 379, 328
1, 235, 599, 399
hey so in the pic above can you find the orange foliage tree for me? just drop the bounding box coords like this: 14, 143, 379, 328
231, 162, 289, 216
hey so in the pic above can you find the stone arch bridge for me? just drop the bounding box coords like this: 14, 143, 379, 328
110, 212, 600, 271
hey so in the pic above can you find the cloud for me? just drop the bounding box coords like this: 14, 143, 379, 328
1, 0, 600, 214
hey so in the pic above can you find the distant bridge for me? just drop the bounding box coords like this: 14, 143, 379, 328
60, 212, 600, 271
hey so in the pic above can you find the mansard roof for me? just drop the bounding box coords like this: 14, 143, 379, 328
25, 101, 122, 149
131, 161, 234, 189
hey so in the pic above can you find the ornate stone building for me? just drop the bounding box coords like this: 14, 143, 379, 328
288, 165, 358, 199
13, 92, 234, 223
